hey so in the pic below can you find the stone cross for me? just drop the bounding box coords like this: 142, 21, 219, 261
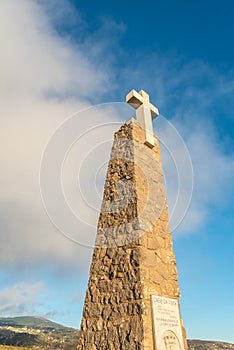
126, 89, 159, 148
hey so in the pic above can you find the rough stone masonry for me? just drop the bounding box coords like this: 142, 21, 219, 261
77, 115, 188, 349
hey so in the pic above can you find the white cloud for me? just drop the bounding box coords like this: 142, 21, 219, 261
0, 0, 109, 100
0, 282, 44, 316
0, 0, 115, 271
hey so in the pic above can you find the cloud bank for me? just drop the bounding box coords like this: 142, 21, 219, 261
0, 282, 44, 315
0, 0, 112, 272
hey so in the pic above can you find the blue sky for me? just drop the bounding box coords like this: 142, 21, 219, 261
0, 0, 234, 344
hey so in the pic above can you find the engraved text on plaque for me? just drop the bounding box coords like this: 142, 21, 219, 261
151, 295, 185, 350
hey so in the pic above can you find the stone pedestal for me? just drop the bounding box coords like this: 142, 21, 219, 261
77, 119, 188, 350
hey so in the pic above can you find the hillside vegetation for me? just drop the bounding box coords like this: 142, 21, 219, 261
0, 317, 79, 349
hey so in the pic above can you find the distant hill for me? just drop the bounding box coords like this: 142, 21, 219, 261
0, 316, 233, 350
188, 339, 234, 350
0, 316, 69, 331
0, 316, 79, 349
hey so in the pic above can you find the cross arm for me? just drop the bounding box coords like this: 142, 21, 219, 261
126, 89, 159, 119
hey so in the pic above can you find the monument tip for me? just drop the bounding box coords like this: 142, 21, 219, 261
126, 89, 159, 148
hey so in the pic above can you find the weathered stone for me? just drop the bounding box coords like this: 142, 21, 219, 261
150, 269, 164, 285
147, 236, 160, 250
77, 119, 187, 350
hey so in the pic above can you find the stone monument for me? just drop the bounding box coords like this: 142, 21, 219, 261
77, 90, 188, 350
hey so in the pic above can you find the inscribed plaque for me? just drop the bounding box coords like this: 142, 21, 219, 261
151, 295, 185, 350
